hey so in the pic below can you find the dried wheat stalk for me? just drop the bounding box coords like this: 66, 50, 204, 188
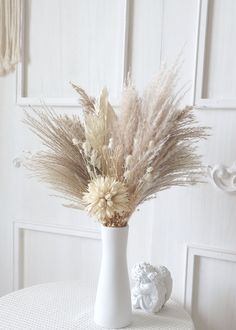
23, 68, 209, 227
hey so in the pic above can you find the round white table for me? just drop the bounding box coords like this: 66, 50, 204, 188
0, 281, 195, 330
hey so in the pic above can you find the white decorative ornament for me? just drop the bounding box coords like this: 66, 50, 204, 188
12, 157, 23, 168
208, 163, 236, 192
13, 151, 33, 168
131, 262, 172, 313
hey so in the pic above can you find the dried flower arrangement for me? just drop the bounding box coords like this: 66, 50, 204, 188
24, 67, 208, 227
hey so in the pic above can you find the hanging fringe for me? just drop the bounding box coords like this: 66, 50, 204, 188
0, 0, 22, 76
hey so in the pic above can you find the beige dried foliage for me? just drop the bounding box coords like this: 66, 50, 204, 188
24, 68, 209, 227
70, 82, 95, 113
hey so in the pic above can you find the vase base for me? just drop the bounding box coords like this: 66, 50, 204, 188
94, 317, 132, 329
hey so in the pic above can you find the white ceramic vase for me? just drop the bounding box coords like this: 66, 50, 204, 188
94, 225, 132, 329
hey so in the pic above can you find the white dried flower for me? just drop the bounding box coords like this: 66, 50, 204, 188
96, 157, 101, 170
146, 166, 153, 173
125, 155, 133, 168
90, 150, 101, 169
72, 138, 79, 146
124, 170, 131, 180
133, 138, 138, 147
148, 140, 154, 149
82, 141, 91, 156
90, 149, 97, 165
108, 138, 113, 149
84, 87, 115, 153
94, 87, 108, 115
83, 176, 130, 221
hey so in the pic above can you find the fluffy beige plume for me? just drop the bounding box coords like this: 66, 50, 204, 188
24, 67, 209, 227
84, 87, 110, 151
70, 82, 95, 113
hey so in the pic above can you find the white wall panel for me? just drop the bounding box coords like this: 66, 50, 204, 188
203, 0, 236, 100
192, 255, 236, 330
194, 0, 236, 108
19, 0, 128, 104
13, 223, 101, 290
130, 0, 163, 91
23, 230, 101, 287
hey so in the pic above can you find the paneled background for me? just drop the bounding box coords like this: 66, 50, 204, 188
0, 1, 236, 329
20, 0, 128, 104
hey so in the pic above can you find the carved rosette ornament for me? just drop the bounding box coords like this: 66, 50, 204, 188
131, 262, 172, 313
208, 163, 236, 192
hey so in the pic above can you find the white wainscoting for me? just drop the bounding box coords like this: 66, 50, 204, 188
184, 244, 236, 330
194, 0, 236, 109
13, 222, 101, 290
17, 0, 130, 107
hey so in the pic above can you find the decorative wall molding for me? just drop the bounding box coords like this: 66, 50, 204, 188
13, 221, 101, 291
16, 0, 130, 107
194, 0, 236, 109
184, 244, 236, 315
208, 163, 236, 192
13, 150, 32, 168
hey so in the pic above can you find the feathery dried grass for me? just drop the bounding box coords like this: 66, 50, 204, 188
24, 68, 209, 227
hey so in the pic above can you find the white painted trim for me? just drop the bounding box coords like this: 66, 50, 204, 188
121, 0, 130, 83
193, 0, 208, 108
194, 99, 236, 110
13, 221, 101, 291
193, 0, 236, 109
16, 0, 130, 107
184, 243, 236, 315
16, 0, 25, 104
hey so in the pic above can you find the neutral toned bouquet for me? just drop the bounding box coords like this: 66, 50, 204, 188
24, 67, 208, 227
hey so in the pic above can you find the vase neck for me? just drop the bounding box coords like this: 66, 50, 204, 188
101, 225, 129, 258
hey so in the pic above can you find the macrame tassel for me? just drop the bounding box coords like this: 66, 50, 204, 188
0, 0, 22, 76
